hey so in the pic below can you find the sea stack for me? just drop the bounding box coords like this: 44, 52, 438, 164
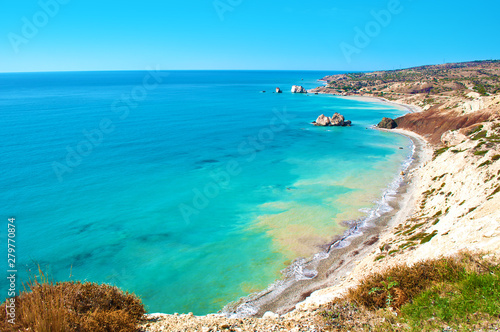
291, 85, 307, 93
313, 113, 351, 127
377, 117, 398, 129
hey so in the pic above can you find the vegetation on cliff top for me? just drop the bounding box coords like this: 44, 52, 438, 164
323, 60, 500, 97
0, 269, 145, 332
321, 61, 500, 144
320, 252, 500, 331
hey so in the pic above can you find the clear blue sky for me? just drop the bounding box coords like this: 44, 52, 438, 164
1, 0, 499, 72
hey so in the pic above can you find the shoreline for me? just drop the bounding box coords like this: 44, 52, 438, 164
233, 127, 430, 316
142, 63, 500, 331
292, 127, 431, 311
144, 128, 431, 323
146, 96, 431, 320
219, 96, 430, 316
332, 94, 424, 114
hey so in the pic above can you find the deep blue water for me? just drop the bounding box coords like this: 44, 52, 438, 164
0, 70, 410, 314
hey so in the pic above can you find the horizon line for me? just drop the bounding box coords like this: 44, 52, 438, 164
1, 59, 498, 75
0, 68, 353, 74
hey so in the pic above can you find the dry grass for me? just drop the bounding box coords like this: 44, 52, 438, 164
319, 252, 499, 331
0, 270, 145, 332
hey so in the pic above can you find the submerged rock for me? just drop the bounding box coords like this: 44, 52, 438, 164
377, 117, 398, 129
291, 85, 307, 93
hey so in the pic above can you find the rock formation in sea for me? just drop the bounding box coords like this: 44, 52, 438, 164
377, 117, 398, 129
291, 85, 307, 93
315, 114, 331, 126
313, 113, 351, 127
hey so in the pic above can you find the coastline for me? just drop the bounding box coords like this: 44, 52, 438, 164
146, 96, 430, 320
292, 128, 431, 311
142, 63, 500, 331
142, 117, 434, 331
240, 127, 430, 316
223, 97, 430, 316
334, 95, 423, 114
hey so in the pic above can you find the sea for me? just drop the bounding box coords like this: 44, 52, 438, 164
0, 70, 411, 315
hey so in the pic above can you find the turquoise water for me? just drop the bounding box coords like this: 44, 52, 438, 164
0, 71, 410, 314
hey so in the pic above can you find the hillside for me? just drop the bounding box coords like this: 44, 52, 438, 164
311, 60, 500, 144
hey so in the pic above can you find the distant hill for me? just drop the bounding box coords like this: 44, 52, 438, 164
311, 60, 500, 144
318, 60, 500, 96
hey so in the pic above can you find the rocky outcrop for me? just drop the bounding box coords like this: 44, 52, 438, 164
330, 113, 347, 126
276, 87, 282, 93
291, 85, 307, 93
313, 113, 351, 127
395, 108, 493, 144
377, 117, 398, 129
315, 114, 331, 126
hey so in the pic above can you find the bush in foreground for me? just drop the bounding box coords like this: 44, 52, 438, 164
320, 252, 500, 331
0, 273, 145, 332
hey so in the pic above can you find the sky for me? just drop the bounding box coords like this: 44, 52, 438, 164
1, 0, 499, 72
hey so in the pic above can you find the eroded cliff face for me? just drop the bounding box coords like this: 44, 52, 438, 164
394, 106, 494, 145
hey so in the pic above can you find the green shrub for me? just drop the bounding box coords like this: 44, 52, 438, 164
474, 150, 488, 156
467, 125, 483, 136
478, 160, 492, 167
420, 230, 438, 244
346, 256, 465, 310
319, 253, 500, 331
433, 147, 450, 158
400, 264, 500, 330
472, 130, 488, 140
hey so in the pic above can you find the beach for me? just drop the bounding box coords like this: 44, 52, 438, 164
339, 95, 423, 114
221, 121, 431, 317
142, 96, 432, 323
0, 70, 414, 316
139, 100, 435, 331
292, 128, 432, 312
